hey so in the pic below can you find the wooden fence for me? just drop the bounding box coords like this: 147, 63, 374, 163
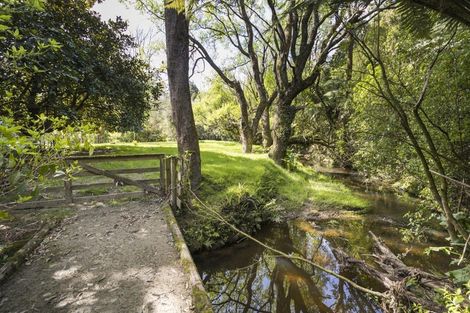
157, 155, 185, 211
0, 153, 185, 210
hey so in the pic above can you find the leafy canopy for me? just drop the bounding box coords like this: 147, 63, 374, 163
0, 0, 162, 131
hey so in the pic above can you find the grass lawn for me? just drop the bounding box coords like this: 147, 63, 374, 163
94, 140, 369, 211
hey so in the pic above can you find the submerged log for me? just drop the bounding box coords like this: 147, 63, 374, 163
333, 231, 454, 313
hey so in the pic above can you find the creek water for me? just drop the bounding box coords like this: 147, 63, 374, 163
194, 177, 452, 313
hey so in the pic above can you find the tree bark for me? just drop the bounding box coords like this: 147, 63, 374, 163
240, 120, 253, 153
270, 100, 296, 166
233, 82, 254, 153
261, 108, 273, 148
164, 1, 201, 187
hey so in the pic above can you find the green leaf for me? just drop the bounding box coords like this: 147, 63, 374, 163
9, 171, 21, 185
425, 246, 452, 255
447, 266, 470, 285
11, 28, 22, 39
0, 210, 13, 221
27, 0, 45, 11
0, 14, 11, 22
17, 195, 33, 203
48, 38, 62, 50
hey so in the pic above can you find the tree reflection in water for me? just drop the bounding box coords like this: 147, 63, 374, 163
195, 222, 382, 313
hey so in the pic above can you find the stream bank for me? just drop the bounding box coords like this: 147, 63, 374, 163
193, 181, 453, 312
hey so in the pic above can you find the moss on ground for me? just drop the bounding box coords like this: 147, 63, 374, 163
192, 286, 213, 313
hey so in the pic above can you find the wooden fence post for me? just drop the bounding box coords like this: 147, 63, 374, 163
177, 158, 183, 210
64, 160, 73, 203
165, 157, 171, 195
170, 157, 177, 208
159, 156, 165, 195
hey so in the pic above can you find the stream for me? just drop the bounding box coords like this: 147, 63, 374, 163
194, 176, 452, 313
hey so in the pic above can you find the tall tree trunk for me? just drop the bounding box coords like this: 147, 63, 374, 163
262, 108, 273, 148
398, 111, 461, 240
412, 107, 468, 239
164, 1, 201, 187
270, 100, 296, 165
234, 83, 254, 153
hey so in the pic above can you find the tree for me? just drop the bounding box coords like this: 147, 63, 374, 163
351, 12, 469, 241
0, 0, 161, 130
164, 0, 201, 187
290, 34, 357, 168
264, 0, 385, 166
191, 0, 385, 164
190, 0, 277, 153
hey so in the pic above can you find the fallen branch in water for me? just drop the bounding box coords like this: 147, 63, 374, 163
333, 231, 454, 312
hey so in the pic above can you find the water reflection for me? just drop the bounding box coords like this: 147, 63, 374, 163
195, 189, 454, 313
195, 222, 382, 313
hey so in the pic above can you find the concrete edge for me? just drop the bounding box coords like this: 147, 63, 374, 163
0, 220, 57, 285
162, 205, 214, 313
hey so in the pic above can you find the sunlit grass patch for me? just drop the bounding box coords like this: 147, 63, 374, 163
96, 141, 370, 211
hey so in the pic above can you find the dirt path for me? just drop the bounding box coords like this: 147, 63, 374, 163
0, 199, 194, 313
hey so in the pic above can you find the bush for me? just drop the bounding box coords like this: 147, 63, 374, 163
0, 114, 94, 202
178, 169, 284, 251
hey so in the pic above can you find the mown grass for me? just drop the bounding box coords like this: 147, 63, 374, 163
94, 140, 369, 210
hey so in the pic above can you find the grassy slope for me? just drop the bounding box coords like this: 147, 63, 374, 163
97, 141, 369, 210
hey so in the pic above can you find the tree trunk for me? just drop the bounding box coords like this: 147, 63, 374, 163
234, 83, 254, 153
399, 115, 460, 240
270, 100, 296, 165
164, 1, 201, 187
240, 121, 253, 153
262, 108, 273, 148
412, 108, 468, 239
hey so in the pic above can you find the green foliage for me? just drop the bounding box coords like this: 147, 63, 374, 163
292, 42, 356, 168
400, 203, 437, 243
346, 15, 470, 287
193, 78, 240, 141
0, 0, 161, 130
439, 282, 470, 313
284, 150, 301, 172
182, 170, 285, 250
352, 14, 470, 185
0, 210, 13, 221
0, 113, 94, 202
396, 0, 468, 36
116, 130, 165, 143
448, 267, 470, 285
396, 0, 438, 37
351, 12, 470, 238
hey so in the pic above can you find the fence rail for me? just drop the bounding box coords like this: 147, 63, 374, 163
0, 153, 186, 210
